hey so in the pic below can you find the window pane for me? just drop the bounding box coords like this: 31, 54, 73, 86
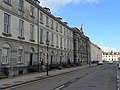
40, 12, 43, 23
40, 28, 43, 43
19, 0, 24, 11
30, 24, 34, 40
46, 31, 49, 41
18, 49, 23, 63
4, 13, 10, 33
19, 20, 24, 37
2, 48, 9, 64
30, 6, 34, 16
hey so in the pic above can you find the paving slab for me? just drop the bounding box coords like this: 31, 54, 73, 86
0, 64, 96, 89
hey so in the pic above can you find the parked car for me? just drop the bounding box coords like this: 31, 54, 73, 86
97, 61, 103, 65
117, 61, 120, 65
109, 60, 113, 64
118, 63, 120, 69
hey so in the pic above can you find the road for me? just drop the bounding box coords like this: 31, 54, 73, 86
9, 63, 117, 90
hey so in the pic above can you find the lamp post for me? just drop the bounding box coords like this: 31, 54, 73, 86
46, 39, 49, 76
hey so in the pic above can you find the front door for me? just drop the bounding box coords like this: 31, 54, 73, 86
30, 53, 33, 66
51, 55, 53, 65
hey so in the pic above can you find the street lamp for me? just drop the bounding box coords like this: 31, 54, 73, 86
46, 39, 49, 76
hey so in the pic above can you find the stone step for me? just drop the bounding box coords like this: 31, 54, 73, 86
0, 71, 7, 79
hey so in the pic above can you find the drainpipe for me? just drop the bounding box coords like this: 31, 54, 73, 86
37, 7, 40, 72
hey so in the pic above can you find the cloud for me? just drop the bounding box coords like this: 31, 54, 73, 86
99, 45, 120, 52
39, 0, 100, 13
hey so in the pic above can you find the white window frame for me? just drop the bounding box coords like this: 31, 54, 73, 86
51, 34, 54, 45
56, 22, 58, 31
4, 13, 10, 34
19, 0, 24, 11
30, 6, 34, 16
60, 37, 62, 48
51, 19, 54, 29
64, 28, 66, 36
46, 31, 49, 41
40, 28, 43, 43
64, 39, 66, 49
4, 0, 11, 4
56, 35, 58, 47
18, 49, 23, 63
40, 12, 43, 24
60, 25, 62, 33
2, 48, 9, 64
17, 46, 24, 63
46, 16, 49, 27
19, 20, 24, 37
30, 24, 34, 40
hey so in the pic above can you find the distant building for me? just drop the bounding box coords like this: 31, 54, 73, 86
72, 25, 91, 66
102, 51, 120, 61
90, 42, 102, 62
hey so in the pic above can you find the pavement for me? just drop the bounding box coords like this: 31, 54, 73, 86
0, 64, 97, 89
117, 65, 120, 90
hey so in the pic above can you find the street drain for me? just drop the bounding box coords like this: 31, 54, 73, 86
88, 85, 96, 87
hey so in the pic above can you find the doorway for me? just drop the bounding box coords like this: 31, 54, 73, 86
29, 53, 33, 66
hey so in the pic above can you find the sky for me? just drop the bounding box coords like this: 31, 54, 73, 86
39, 0, 120, 52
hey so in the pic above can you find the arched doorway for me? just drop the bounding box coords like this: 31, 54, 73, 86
51, 51, 54, 65
60, 53, 63, 65
29, 48, 34, 66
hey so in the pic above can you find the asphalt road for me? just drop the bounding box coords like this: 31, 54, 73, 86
10, 63, 117, 90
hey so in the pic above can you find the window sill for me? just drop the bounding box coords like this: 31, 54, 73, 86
51, 27, 54, 30
17, 62, 23, 65
4, 1, 12, 6
2, 32, 12, 37
40, 22, 44, 24
40, 42, 44, 44
29, 39, 35, 42
1, 63, 9, 65
30, 14, 35, 18
46, 25, 49, 28
18, 9, 24, 13
18, 36, 25, 40
51, 45, 54, 47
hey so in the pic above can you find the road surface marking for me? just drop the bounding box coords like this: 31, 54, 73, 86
54, 85, 65, 90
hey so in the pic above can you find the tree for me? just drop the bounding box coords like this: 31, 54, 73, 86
118, 57, 120, 60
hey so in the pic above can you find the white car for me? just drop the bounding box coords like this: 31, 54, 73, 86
109, 60, 113, 64
97, 61, 103, 65
118, 63, 120, 69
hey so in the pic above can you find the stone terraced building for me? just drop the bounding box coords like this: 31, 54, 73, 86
0, 0, 92, 77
